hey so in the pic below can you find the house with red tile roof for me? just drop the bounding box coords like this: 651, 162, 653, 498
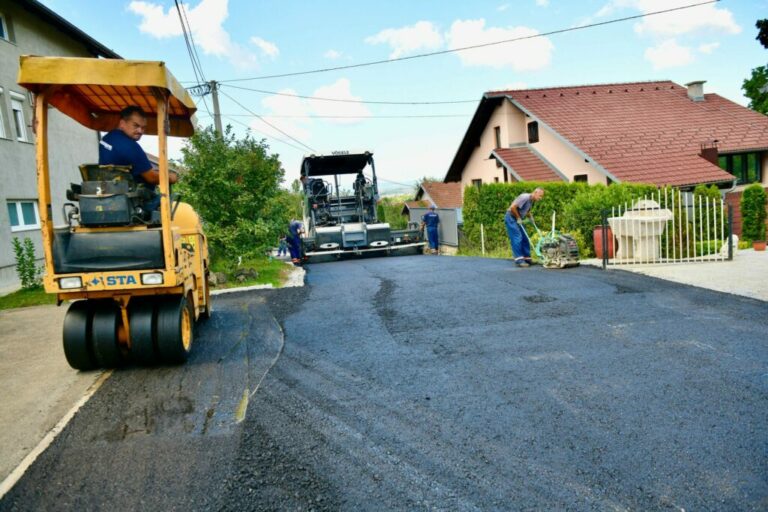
445, 81, 768, 200
402, 181, 463, 218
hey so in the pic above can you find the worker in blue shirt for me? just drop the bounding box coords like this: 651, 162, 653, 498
287, 219, 304, 265
421, 205, 440, 254
505, 188, 545, 267
98, 106, 177, 211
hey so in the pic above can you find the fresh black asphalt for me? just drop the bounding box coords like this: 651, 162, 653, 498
2, 255, 767, 511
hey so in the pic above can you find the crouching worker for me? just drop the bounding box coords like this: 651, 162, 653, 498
505, 188, 544, 267
287, 219, 304, 265
98, 105, 178, 211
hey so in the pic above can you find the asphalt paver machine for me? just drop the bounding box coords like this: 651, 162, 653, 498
300, 151, 425, 259
17, 56, 211, 369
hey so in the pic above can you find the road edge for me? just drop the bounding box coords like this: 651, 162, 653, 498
0, 370, 113, 500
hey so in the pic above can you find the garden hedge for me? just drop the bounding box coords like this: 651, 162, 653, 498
462, 181, 657, 256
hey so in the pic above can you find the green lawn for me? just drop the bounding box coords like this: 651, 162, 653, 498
0, 286, 57, 311
210, 255, 292, 289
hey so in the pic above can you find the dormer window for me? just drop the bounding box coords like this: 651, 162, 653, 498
527, 121, 539, 144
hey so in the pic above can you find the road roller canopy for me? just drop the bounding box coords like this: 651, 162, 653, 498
301, 151, 374, 177
17, 55, 197, 137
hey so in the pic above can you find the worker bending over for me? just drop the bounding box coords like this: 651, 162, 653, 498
505, 188, 544, 267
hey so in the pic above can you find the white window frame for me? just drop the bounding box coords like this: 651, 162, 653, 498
10, 92, 28, 142
7, 200, 41, 232
0, 86, 6, 139
0, 12, 9, 42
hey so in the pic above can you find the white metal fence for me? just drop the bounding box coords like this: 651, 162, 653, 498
601, 188, 733, 267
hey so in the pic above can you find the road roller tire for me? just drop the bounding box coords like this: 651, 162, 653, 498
156, 295, 193, 364
91, 301, 123, 368
62, 301, 97, 371
129, 299, 157, 365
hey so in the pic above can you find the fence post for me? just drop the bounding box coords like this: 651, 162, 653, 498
601, 209, 608, 270
728, 204, 733, 261
480, 223, 485, 255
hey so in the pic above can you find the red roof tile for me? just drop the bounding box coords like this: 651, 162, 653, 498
492, 147, 563, 182
486, 81, 766, 187
419, 181, 463, 208
403, 200, 431, 209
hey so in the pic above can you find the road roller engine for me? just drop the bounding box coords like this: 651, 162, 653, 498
18, 56, 211, 370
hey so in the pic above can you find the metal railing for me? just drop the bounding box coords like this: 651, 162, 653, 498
601, 188, 733, 268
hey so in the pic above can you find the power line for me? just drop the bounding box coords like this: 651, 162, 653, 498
174, 0, 213, 119
221, 83, 477, 105
218, 89, 317, 153
197, 113, 471, 119
221, 115, 310, 153
215, 1, 718, 83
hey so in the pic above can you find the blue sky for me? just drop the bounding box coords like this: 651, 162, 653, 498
40, 0, 768, 193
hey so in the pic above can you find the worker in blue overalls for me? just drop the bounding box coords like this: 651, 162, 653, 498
421, 205, 440, 255
505, 187, 545, 267
287, 219, 304, 265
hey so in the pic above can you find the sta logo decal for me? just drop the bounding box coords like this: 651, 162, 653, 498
105, 275, 137, 286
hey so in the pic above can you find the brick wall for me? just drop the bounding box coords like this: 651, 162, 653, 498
725, 185, 768, 237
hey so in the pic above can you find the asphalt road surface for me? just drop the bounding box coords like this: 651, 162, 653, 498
2, 255, 767, 511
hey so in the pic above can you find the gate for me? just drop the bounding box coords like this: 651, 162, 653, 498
600, 188, 733, 268
408, 207, 460, 247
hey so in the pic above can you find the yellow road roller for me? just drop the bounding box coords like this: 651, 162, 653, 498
17, 56, 211, 369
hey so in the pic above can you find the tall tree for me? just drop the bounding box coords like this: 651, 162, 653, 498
177, 126, 289, 259
742, 19, 768, 114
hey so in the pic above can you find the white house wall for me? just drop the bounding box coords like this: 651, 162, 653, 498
459, 99, 611, 190
461, 101, 525, 189
522, 106, 608, 185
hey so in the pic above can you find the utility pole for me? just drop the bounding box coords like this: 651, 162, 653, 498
210, 80, 223, 136
187, 81, 223, 136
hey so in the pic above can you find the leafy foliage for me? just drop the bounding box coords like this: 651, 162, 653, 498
740, 184, 767, 242
177, 126, 290, 260
12, 237, 42, 290
742, 19, 768, 114
742, 65, 768, 115
462, 182, 655, 257
376, 195, 410, 229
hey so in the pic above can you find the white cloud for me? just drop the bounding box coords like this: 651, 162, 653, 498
698, 41, 720, 54
128, 0, 259, 70
309, 79, 372, 125
256, 78, 371, 146
365, 21, 444, 59
446, 19, 553, 71
535, 0, 549, 6
257, 89, 312, 142
250, 36, 279, 59
585, 0, 740, 36
644, 39, 693, 69
631, 0, 740, 37
324, 49, 342, 59
497, 3, 510, 11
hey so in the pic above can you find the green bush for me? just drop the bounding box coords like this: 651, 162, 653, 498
462, 182, 656, 257
377, 195, 410, 229
740, 184, 767, 242
12, 237, 42, 290
177, 126, 288, 260
694, 239, 725, 257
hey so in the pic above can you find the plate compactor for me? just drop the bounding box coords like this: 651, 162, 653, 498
524, 213, 580, 269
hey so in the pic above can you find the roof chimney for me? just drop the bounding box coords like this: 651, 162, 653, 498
685, 80, 706, 102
